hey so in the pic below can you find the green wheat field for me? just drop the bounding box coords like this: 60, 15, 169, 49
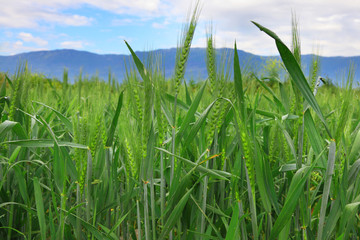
1, 6, 360, 240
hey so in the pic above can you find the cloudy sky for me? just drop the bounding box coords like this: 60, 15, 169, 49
0, 0, 359, 56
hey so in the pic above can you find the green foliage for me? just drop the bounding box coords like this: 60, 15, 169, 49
1, 8, 360, 240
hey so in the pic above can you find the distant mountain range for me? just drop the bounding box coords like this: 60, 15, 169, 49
0, 48, 359, 84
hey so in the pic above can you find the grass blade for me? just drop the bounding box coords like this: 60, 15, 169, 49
156, 147, 230, 180
159, 186, 195, 239
33, 177, 47, 240
338, 201, 360, 238
270, 148, 325, 238
0, 120, 27, 141
317, 140, 336, 239
176, 81, 207, 143
225, 202, 240, 240
33, 101, 73, 132
304, 110, 327, 168
252, 21, 331, 137
5, 139, 88, 149
234, 42, 246, 120
65, 211, 112, 240
13, 165, 29, 206
183, 99, 218, 146
106, 91, 124, 147
348, 128, 360, 164
124, 41, 151, 84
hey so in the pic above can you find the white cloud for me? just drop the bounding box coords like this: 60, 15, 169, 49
0, 0, 161, 29
0, 1, 93, 28
0, 41, 48, 55
0, 0, 359, 56
163, 0, 360, 56
152, 19, 170, 29
0, 32, 48, 55
112, 18, 136, 26
85, 0, 162, 14
60, 40, 86, 49
18, 32, 48, 46
53, 14, 92, 26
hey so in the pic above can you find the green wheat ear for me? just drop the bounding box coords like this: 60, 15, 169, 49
205, 30, 219, 147
174, 3, 200, 94
9, 64, 28, 122
89, 114, 103, 160
309, 55, 320, 91
125, 138, 136, 180
9, 77, 20, 121
289, 13, 304, 155
154, 78, 166, 145
241, 128, 255, 195
73, 114, 88, 193
206, 30, 216, 94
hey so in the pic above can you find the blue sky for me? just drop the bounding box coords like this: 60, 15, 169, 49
0, 0, 359, 56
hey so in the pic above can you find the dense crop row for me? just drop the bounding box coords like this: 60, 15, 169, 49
1, 7, 360, 240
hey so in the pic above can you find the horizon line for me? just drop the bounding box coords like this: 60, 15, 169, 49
1, 48, 360, 58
